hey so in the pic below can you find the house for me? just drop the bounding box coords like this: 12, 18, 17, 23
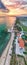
18, 38, 24, 48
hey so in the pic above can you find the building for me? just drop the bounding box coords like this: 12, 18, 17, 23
15, 33, 25, 55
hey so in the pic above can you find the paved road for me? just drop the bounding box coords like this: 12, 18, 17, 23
0, 16, 15, 65
4, 32, 15, 65
0, 34, 11, 65
0, 32, 15, 65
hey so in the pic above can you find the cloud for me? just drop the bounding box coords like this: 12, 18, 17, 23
15, 0, 27, 2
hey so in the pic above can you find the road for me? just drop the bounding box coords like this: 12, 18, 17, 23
4, 32, 15, 65
0, 32, 15, 65
0, 15, 15, 65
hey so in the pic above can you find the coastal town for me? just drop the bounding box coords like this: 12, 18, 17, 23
0, 0, 27, 65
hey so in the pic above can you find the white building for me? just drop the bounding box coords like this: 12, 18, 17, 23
15, 33, 25, 56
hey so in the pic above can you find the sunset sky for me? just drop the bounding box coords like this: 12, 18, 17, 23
0, 0, 27, 16
0, 0, 27, 27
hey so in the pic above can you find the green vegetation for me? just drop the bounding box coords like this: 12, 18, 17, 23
15, 18, 27, 32
10, 34, 17, 65
25, 43, 27, 47
17, 55, 27, 65
23, 52, 27, 54
14, 18, 22, 31
21, 35, 27, 40
22, 34, 27, 55
10, 54, 16, 65
21, 25, 27, 32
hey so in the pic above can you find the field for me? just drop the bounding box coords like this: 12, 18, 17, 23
15, 17, 27, 32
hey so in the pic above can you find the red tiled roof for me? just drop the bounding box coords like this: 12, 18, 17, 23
18, 38, 24, 48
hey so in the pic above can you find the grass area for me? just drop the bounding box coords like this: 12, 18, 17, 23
14, 19, 22, 31
10, 33, 17, 65
17, 55, 25, 65
21, 25, 27, 32
17, 55, 27, 65
24, 46, 27, 55
10, 54, 16, 65
15, 18, 27, 32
